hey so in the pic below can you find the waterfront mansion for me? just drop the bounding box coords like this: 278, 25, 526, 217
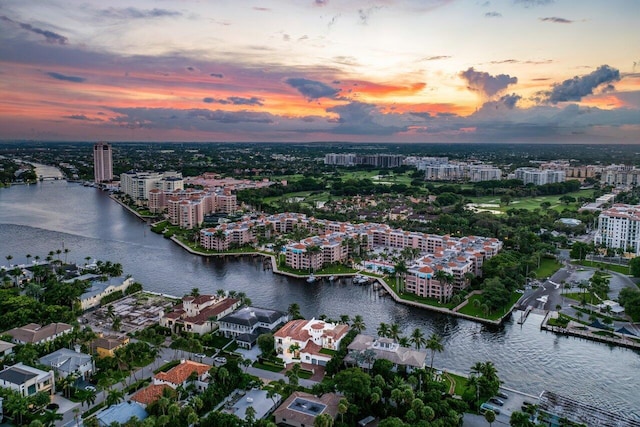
199, 213, 502, 301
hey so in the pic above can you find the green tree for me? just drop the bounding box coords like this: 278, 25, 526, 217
510, 411, 535, 427
485, 409, 496, 426
257, 333, 275, 356
409, 328, 426, 350
426, 333, 444, 376
351, 314, 366, 333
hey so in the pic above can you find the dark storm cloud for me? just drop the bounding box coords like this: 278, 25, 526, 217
539, 17, 573, 24
187, 109, 272, 123
545, 65, 620, 104
499, 93, 521, 109
285, 78, 339, 100
253, 7, 271, 12
210, 73, 224, 78
1, 16, 68, 44
98, 8, 182, 19
485, 12, 502, 18
46, 72, 85, 82
109, 107, 275, 129
459, 67, 517, 97
326, 102, 404, 135
202, 96, 264, 106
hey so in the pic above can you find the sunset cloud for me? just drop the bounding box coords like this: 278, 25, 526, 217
459, 68, 518, 98
545, 65, 620, 104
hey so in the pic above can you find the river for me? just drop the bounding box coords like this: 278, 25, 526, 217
1, 180, 639, 419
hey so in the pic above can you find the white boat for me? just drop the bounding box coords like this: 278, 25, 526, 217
328, 275, 335, 282
306, 274, 316, 283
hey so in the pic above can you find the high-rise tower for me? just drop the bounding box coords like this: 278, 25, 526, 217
93, 142, 113, 183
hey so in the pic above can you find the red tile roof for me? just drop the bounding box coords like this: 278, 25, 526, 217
154, 360, 210, 385
130, 384, 173, 405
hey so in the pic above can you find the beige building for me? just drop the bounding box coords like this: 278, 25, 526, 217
4, 322, 73, 345
160, 295, 241, 335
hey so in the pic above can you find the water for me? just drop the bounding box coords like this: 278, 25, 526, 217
1, 180, 639, 418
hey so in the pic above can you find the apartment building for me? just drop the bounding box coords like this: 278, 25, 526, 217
93, 142, 113, 183
513, 167, 565, 185
594, 204, 640, 254
120, 171, 183, 201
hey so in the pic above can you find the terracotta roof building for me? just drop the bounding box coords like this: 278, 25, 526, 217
274, 318, 350, 366
160, 295, 241, 335
130, 384, 174, 406
153, 360, 211, 393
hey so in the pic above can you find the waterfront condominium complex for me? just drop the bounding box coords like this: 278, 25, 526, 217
93, 142, 113, 183
594, 204, 640, 255
200, 213, 502, 301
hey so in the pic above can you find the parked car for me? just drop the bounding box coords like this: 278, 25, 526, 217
84, 385, 96, 392
480, 402, 501, 415
497, 391, 509, 399
489, 397, 505, 406
194, 353, 206, 358
214, 356, 227, 365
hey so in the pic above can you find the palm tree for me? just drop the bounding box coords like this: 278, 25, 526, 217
394, 259, 408, 293
434, 270, 454, 303
389, 323, 402, 342
377, 322, 390, 338
288, 303, 302, 319
426, 333, 444, 375
410, 328, 426, 350
352, 315, 366, 333
307, 245, 322, 272
5, 254, 13, 266
64, 248, 70, 264
190, 287, 200, 297
105, 388, 124, 407
339, 314, 351, 325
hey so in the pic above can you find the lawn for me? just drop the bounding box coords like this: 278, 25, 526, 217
446, 372, 469, 397
467, 189, 595, 214
253, 362, 284, 373
457, 292, 521, 320
576, 260, 631, 275
535, 258, 562, 279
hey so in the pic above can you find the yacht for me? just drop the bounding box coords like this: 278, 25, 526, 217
306, 273, 316, 283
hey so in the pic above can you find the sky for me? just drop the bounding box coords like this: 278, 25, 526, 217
1, 0, 639, 143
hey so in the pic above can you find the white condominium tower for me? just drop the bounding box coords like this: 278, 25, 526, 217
93, 142, 113, 183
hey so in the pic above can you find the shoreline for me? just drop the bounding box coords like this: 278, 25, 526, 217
170, 235, 510, 326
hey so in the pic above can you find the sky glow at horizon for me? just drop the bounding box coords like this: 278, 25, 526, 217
0, 0, 639, 143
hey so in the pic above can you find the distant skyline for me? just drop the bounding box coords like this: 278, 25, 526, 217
1, 0, 639, 143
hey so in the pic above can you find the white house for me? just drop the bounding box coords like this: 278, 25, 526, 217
346, 335, 427, 371
160, 295, 241, 335
274, 319, 350, 366
0, 363, 55, 396
79, 276, 135, 311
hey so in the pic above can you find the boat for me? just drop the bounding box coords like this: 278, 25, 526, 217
306, 274, 316, 283
328, 275, 335, 282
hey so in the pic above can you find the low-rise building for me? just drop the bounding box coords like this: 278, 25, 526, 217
218, 307, 288, 349
39, 347, 95, 380
4, 322, 73, 345
273, 391, 341, 427
160, 295, 241, 335
79, 276, 135, 311
96, 401, 147, 426
346, 334, 427, 371
90, 335, 129, 358
153, 360, 211, 393
274, 319, 350, 366
131, 384, 174, 407
0, 363, 55, 396
0, 340, 15, 358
